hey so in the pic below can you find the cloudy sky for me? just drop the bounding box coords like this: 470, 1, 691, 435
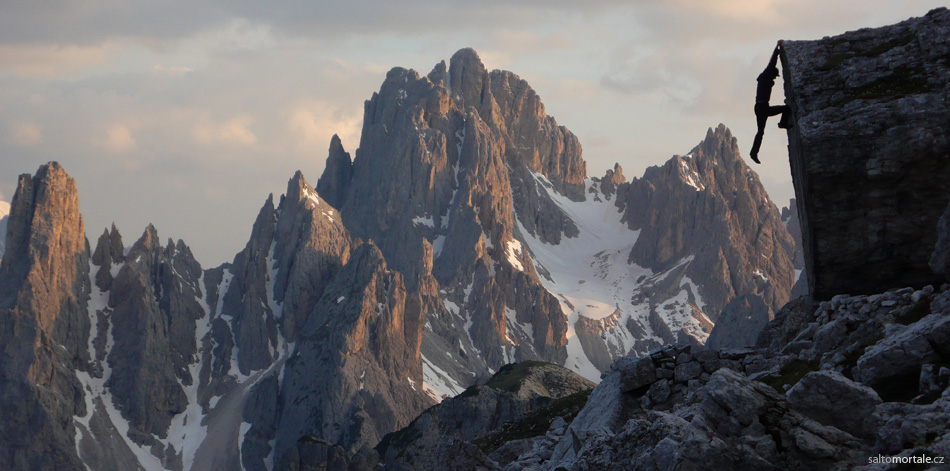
1, 1, 943, 265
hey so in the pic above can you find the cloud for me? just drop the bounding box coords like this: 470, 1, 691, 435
491, 29, 574, 53
0, 1, 587, 45
0, 0, 942, 267
663, 0, 782, 22
0, 43, 116, 78
288, 103, 362, 154
93, 123, 137, 154
193, 114, 257, 146
8, 122, 42, 146
151, 64, 194, 76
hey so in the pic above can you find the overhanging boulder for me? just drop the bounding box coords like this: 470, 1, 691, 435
781, 8, 950, 299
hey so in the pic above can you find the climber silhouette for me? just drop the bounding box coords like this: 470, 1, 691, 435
750, 44, 792, 164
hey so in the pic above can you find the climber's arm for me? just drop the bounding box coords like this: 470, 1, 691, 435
767, 45, 781, 70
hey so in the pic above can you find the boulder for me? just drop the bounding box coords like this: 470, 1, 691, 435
853, 313, 950, 386
786, 370, 882, 438
782, 7, 950, 299
618, 356, 658, 392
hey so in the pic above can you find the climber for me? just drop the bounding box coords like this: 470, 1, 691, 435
750, 43, 792, 164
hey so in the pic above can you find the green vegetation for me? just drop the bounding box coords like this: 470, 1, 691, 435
484, 361, 551, 392
375, 416, 422, 458
758, 359, 820, 393
816, 33, 916, 71
473, 389, 592, 455
849, 68, 931, 101
457, 385, 481, 399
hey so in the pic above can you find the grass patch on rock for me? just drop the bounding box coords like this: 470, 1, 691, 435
473, 389, 592, 455
758, 359, 820, 393
484, 361, 549, 392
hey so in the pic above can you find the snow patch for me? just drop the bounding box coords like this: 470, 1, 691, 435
305, 188, 321, 207
413, 215, 435, 228
678, 158, 705, 192
505, 238, 525, 272
422, 354, 464, 400
515, 174, 717, 380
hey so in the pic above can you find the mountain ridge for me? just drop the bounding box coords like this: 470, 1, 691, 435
0, 47, 799, 471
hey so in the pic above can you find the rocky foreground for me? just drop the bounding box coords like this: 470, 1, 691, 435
398, 284, 949, 471
542, 285, 950, 471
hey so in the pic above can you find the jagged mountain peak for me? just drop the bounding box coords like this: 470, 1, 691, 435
450, 47, 484, 69
0, 161, 90, 470
128, 223, 160, 255
316, 134, 353, 210
639, 124, 749, 195
448, 47, 490, 108
615, 124, 795, 340
281, 168, 339, 220
598, 162, 626, 198
0, 51, 806, 470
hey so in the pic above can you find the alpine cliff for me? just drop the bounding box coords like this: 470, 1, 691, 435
467, 8, 950, 471
0, 48, 799, 471
0, 200, 9, 258
315, 49, 797, 391
781, 7, 950, 299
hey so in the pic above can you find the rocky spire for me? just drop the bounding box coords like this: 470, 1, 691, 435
91, 223, 124, 291
316, 134, 353, 210
274, 242, 433, 463
104, 224, 204, 440
617, 125, 796, 326
599, 163, 626, 198
0, 162, 91, 470
219, 170, 352, 376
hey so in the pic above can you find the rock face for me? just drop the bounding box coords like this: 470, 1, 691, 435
617, 125, 796, 324
617, 125, 796, 351
786, 370, 882, 439
781, 199, 805, 273
0, 201, 9, 261
317, 48, 582, 390
930, 202, 950, 278
703, 294, 772, 350
781, 199, 809, 300
316, 48, 797, 394
0, 49, 804, 470
538, 284, 950, 471
781, 7, 950, 299
377, 361, 594, 471
273, 241, 433, 464
0, 162, 91, 471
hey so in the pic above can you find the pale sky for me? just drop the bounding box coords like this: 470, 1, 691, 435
0, 1, 943, 265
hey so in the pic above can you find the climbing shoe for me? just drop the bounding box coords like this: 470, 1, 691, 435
778, 112, 793, 129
